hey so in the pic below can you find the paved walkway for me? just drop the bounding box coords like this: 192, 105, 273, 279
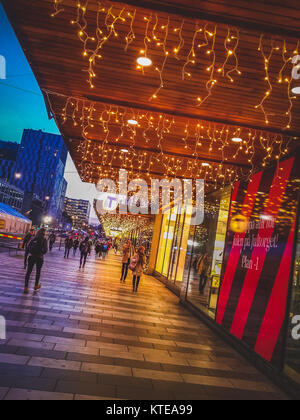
0, 247, 289, 400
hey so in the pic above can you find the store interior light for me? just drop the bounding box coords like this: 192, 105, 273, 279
291, 86, 300, 95
232, 137, 243, 143
127, 119, 138, 125
137, 57, 152, 67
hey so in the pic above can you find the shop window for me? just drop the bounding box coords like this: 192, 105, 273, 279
155, 204, 193, 290
185, 187, 231, 319
155, 212, 171, 275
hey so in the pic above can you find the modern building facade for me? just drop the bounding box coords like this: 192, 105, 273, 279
0, 140, 18, 181
11, 129, 68, 223
148, 156, 300, 398
0, 179, 24, 212
64, 197, 91, 229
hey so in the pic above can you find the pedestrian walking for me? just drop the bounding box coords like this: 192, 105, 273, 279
113, 242, 118, 254
64, 236, 73, 259
95, 241, 102, 259
48, 232, 56, 252
73, 238, 79, 256
120, 240, 133, 283
79, 237, 90, 269
102, 242, 108, 260
24, 228, 48, 294
129, 246, 146, 293
22, 228, 35, 269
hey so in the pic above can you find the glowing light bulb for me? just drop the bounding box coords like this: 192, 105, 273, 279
291, 86, 300, 95
137, 57, 152, 67
127, 119, 138, 125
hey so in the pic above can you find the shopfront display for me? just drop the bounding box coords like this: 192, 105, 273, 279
185, 187, 231, 318
216, 157, 300, 368
150, 155, 300, 391
154, 204, 192, 291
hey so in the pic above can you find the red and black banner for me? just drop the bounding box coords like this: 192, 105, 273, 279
216, 157, 300, 367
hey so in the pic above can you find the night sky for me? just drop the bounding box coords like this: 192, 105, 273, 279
0, 5, 98, 220
0, 4, 59, 144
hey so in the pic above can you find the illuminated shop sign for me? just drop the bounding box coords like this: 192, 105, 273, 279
216, 157, 300, 367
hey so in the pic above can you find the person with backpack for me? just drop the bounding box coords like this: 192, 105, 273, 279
48, 232, 56, 252
64, 236, 73, 259
129, 246, 146, 293
120, 240, 133, 283
79, 237, 90, 269
22, 228, 35, 269
102, 242, 108, 260
24, 228, 48, 294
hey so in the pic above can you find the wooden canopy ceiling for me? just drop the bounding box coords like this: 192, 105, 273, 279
2, 0, 300, 189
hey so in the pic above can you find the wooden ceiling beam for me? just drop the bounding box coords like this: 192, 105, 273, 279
111, 0, 300, 39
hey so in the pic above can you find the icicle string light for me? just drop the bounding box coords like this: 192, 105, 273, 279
150, 16, 170, 100
43, 89, 294, 189
51, 0, 298, 129
51, 0, 64, 17
125, 9, 136, 51
174, 19, 185, 60
255, 35, 279, 125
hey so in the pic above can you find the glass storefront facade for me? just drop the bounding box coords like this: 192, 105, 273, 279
154, 204, 192, 291
153, 188, 231, 302
150, 156, 300, 392
185, 187, 231, 319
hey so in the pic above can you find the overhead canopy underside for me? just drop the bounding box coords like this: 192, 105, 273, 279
2, 0, 300, 190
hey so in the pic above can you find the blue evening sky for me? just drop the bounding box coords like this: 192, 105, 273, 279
0, 5, 98, 220
0, 5, 59, 142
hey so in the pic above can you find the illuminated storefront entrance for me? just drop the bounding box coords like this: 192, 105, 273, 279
154, 204, 192, 293
185, 187, 231, 319
149, 156, 300, 395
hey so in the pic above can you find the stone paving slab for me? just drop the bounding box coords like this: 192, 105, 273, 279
0, 249, 290, 400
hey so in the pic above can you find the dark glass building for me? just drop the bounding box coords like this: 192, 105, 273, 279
11, 129, 68, 223
0, 140, 18, 181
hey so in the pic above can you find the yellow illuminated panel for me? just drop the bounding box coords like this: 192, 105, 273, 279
176, 210, 192, 283
155, 212, 170, 274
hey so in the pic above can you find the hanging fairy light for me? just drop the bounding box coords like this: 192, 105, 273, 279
50, 0, 297, 130
43, 82, 295, 188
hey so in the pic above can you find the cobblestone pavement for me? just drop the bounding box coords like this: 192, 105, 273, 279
0, 247, 290, 400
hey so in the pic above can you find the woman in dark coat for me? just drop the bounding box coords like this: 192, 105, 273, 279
24, 228, 48, 294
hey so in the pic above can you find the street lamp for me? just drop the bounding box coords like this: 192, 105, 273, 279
44, 216, 52, 225
14, 173, 22, 180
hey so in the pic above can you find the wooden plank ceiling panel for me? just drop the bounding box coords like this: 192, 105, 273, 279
2, 0, 300, 188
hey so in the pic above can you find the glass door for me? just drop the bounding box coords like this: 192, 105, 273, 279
168, 207, 185, 284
